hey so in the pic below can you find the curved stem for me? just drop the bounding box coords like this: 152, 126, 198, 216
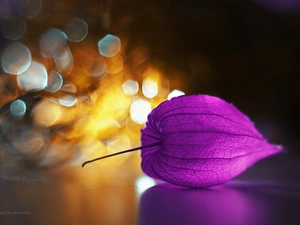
82, 142, 161, 167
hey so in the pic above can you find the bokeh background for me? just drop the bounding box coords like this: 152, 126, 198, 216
0, 0, 299, 170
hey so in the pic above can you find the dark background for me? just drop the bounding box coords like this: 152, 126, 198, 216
127, 0, 300, 161
125, 0, 300, 159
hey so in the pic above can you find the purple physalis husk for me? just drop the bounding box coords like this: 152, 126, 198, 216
140, 95, 282, 187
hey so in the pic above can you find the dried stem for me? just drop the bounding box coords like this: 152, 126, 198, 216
82, 142, 161, 167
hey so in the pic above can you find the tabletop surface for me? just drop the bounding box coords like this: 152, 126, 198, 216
0, 154, 300, 225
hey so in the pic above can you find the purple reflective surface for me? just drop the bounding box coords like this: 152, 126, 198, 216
139, 181, 300, 225
0, 154, 300, 225
141, 95, 282, 187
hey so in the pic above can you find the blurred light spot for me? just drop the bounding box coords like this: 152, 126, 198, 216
13, 132, 45, 156
17, 61, 47, 92
107, 135, 131, 154
33, 99, 77, 127
53, 44, 74, 74
142, 79, 158, 98
10, 99, 26, 117
122, 80, 139, 95
64, 18, 88, 42
106, 55, 123, 74
2, 17, 26, 40
39, 28, 67, 59
130, 98, 151, 124
58, 95, 78, 107
89, 54, 107, 77
1, 42, 31, 75
60, 83, 77, 94
32, 99, 62, 126
167, 89, 185, 100
14, 0, 42, 19
135, 176, 156, 195
98, 34, 121, 57
45, 71, 63, 93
